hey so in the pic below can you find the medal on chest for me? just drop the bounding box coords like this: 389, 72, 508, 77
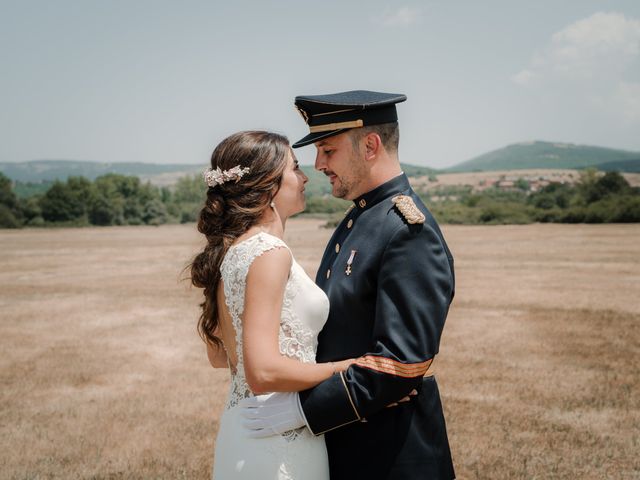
345, 249, 357, 276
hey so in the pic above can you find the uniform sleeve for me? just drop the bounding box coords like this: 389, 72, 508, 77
299, 223, 454, 435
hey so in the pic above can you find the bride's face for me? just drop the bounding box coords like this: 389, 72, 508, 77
273, 149, 308, 218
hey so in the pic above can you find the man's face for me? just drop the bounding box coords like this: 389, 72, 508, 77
314, 131, 366, 200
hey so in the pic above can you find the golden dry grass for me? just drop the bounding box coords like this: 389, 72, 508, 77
1, 220, 638, 479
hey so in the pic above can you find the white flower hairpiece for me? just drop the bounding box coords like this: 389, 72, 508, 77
203, 165, 251, 187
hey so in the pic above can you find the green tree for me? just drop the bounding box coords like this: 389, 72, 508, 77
515, 178, 530, 191
595, 171, 629, 196
169, 175, 206, 223
89, 195, 120, 226
142, 198, 168, 225
90, 174, 161, 225
173, 175, 206, 203
0, 172, 23, 228
20, 196, 43, 224
532, 193, 556, 210
305, 196, 351, 214
40, 177, 93, 223
0, 172, 19, 209
0, 205, 20, 228
612, 196, 640, 222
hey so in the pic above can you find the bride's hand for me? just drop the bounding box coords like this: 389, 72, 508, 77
331, 358, 356, 373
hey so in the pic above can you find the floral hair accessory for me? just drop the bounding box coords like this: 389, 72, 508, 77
203, 165, 251, 187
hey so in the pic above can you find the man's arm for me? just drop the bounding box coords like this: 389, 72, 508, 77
299, 223, 454, 434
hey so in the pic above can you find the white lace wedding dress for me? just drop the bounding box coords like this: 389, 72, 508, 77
212, 232, 330, 480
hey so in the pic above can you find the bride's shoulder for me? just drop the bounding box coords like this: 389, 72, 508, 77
245, 236, 292, 286
225, 231, 291, 270
231, 231, 289, 253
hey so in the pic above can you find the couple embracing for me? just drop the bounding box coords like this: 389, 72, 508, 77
190, 90, 456, 480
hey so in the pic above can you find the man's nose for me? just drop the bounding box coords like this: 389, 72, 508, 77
314, 152, 326, 172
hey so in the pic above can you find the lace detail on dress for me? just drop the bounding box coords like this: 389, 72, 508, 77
219, 231, 325, 421
278, 266, 318, 364
212, 232, 331, 477
220, 233, 287, 409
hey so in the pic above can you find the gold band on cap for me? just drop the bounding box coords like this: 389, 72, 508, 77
309, 119, 364, 133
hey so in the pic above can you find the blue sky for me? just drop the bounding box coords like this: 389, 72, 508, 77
1, 1, 639, 168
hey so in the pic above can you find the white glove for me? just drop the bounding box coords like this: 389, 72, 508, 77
240, 392, 307, 438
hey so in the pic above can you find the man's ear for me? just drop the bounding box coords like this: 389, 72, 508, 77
364, 132, 382, 162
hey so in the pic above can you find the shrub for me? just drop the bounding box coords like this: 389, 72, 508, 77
142, 199, 168, 226
0, 204, 21, 228
478, 202, 534, 224
305, 196, 351, 214
40, 180, 92, 222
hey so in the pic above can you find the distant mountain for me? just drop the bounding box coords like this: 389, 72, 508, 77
0, 160, 436, 189
590, 158, 640, 173
0, 160, 203, 183
446, 141, 640, 173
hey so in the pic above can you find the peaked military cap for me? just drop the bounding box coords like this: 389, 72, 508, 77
292, 90, 407, 148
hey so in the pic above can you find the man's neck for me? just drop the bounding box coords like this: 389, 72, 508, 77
352, 160, 402, 199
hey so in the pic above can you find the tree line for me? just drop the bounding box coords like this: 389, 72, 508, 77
422, 169, 640, 224
0, 172, 206, 228
1, 169, 639, 228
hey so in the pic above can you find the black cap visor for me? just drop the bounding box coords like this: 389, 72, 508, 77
292, 129, 352, 149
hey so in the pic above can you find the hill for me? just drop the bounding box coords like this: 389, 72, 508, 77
447, 141, 640, 173
0, 160, 203, 183
591, 158, 640, 173
0, 160, 436, 194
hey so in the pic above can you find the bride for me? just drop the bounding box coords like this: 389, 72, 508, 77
190, 131, 353, 479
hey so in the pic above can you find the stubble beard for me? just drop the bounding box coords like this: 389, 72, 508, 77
333, 177, 355, 199
333, 147, 367, 200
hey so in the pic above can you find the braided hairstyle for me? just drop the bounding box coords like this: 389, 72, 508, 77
190, 131, 289, 346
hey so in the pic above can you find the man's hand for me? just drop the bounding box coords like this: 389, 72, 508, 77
240, 392, 307, 438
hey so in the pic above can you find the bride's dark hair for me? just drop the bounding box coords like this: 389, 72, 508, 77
190, 131, 289, 346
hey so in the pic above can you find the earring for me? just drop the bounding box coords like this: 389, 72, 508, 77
270, 201, 276, 209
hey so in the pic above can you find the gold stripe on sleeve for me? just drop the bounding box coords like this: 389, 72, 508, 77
355, 356, 433, 378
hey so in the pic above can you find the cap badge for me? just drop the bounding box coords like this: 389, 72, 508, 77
295, 105, 309, 123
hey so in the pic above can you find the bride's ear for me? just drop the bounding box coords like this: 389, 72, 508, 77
268, 186, 280, 207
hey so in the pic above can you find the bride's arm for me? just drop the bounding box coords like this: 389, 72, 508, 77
206, 340, 228, 368
243, 247, 353, 394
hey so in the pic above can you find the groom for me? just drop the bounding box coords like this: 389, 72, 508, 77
244, 90, 456, 479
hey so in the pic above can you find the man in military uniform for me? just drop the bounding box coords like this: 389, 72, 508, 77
243, 90, 456, 479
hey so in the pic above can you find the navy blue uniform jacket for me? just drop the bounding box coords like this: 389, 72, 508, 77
299, 174, 456, 479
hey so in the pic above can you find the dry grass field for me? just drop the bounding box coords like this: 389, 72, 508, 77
1, 219, 638, 479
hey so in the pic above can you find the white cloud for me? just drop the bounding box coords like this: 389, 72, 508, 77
512, 12, 640, 123
593, 81, 640, 122
514, 12, 640, 82
376, 7, 422, 28
511, 69, 535, 86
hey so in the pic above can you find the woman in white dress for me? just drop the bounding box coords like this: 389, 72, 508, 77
190, 131, 353, 479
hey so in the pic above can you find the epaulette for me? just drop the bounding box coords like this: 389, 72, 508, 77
391, 195, 425, 224
344, 204, 355, 216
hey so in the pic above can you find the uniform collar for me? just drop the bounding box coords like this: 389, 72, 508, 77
353, 173, 410, 211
